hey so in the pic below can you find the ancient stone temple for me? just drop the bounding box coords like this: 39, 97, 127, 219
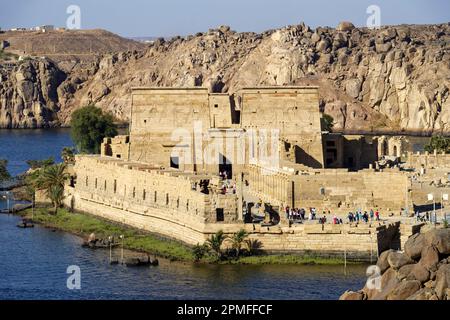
65, 86, 415, 260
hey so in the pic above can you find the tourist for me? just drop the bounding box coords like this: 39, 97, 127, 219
333, 215, 338, 224
348, 212, 353, 223
363, 211, 368, 223
375, 210, 380, 221
294, 208, 299, 220
285, 206, 290, 220
370, 209, 374, 221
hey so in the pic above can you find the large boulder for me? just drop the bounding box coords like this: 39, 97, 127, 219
404, 232, 426, 260
387, 280, 421, 300
336, 21, 355, 32
366, 268, 400, 300
339, 290, 365, 300
377, 249, 394, 273
397, 264, 415, 281
407, 263, 430, 283
424, 229, 450, 255
387, 251, 414, 270
435, 264, 450, 299
406, 287, 435, 300
345, 78, 362, 98
419, 245, 440, 272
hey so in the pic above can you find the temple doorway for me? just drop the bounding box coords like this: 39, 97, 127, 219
218, 153, 232, 178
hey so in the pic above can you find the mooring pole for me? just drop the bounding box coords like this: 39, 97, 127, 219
120, 235, 124, 264
32, 192, 35, 220
344, 246, 347, 275
108, 236, 112, 263
433, 198, 436, 228
7, 191, 10, 213
370, 234, 373, 264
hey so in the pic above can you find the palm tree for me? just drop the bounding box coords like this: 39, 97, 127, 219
229, 229, 248, 258
36, 163, 69, 214
245, 239, 263, 256
206, 230, 228, 260
47, 184, 64, 214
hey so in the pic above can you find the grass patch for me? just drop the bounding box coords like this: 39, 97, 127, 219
20, 207, 194, 261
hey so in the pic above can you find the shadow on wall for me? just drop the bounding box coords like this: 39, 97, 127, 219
377, 222, 401, 253
413, 203, 443, 214
294, 145, 323, 168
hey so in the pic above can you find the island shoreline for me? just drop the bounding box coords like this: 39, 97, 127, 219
15, 206, 362, 266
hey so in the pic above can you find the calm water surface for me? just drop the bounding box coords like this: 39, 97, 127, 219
0, 129, 367, 299
0, 213, 367, 300
0, 128, 73, 176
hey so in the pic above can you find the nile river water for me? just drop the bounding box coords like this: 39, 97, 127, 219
0, 129, 368, 300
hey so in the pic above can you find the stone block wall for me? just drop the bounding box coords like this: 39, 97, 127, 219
407, 151, 450, 169
66, 155, 403, 260
127, 86, 325, 173
239, 87, 324, 168
101, 135, 130, 159
246, 163, 408, 214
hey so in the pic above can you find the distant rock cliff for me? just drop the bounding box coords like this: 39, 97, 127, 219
0, 23, 449, 132
0, 59, 66, 128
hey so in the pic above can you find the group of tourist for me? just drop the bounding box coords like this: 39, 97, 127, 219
415, 211, 436, 223
347, 209, 380, 223
220, 180, 236, 195
219, 171, 230, 180
284, 207, 308, 221
283, 205, 382, 225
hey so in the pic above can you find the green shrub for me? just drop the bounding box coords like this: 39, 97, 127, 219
192, 243, 208, 262
70, 105, 118, 154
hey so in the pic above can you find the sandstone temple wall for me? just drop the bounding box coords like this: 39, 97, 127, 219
407, 151, 450, 170
246, 164, 408, 214
125, 86, 325, 174
239, 87, 324, 168
65, 155, 404, 260
129, 87, 211, 166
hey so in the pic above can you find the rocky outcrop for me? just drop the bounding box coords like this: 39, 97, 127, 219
0, 58, 66, 128
0, 23, 449, 132
340, 228, 450, 300
124, 254, 159, 267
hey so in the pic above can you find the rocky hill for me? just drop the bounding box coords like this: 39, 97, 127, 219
0, 29, 144, 66
0, 23, 449, 132
340, 227, 450, 300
